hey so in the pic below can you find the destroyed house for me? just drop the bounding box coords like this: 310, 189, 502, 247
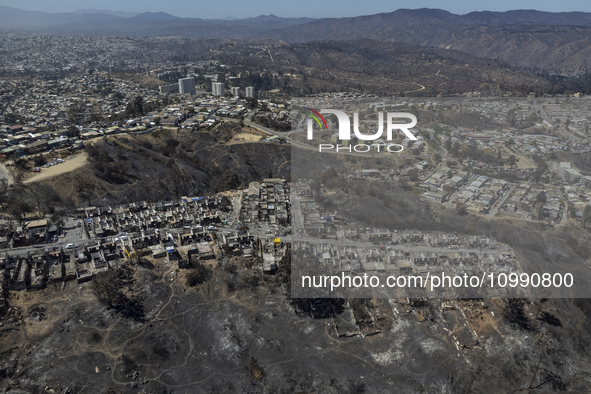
196, 242, 215, 260
26, 219, 48, 243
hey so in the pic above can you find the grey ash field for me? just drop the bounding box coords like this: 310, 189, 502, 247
2, 252, 591, 393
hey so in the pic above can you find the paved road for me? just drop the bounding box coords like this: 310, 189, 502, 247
2, 217, 88, 256
536, 105, 583, 141
290, 195, 306, 234
488, 184, 516, 217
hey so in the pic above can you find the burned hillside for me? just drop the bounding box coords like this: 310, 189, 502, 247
1, 251, 591, 392
21, 124, 290, 207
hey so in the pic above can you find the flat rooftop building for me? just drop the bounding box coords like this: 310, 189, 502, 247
179, 77, 196, 95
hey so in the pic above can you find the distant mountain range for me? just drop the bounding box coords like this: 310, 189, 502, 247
74, 9, 140, 18
267, 9, 591, 74
205, 39, 551, 95
3, 6, 591, 74
0, 6, 314, 36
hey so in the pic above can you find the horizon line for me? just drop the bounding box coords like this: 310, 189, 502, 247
2, 5, 591, 21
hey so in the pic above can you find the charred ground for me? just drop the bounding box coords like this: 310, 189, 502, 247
2, 251, 591, 393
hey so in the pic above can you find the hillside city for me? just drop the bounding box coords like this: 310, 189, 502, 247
1, 31, 591, 297
1, 25, 591, 392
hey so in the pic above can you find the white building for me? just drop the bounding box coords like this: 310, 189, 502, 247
230, 87, 240, 97
563, 168, 582, 183
178, 77, 196, 95
245, 86, 256, 98
212, 82, 225, 96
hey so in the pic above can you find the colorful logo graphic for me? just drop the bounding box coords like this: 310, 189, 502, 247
303, 108, 329, 132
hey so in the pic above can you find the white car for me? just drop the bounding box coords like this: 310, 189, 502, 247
65, 243, 75, 250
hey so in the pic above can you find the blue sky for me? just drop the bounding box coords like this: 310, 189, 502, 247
2, 0, 591, 18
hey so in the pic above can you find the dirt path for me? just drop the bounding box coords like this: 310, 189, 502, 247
24, 152, 88, 184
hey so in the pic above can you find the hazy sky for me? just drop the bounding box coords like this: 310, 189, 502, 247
2, 0, 591, 18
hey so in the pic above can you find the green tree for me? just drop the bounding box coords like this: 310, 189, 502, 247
408, 169, 419, 182
507, 155, 518, 168
126, 96, 144, 117
67, 125, 80, 138
245, 97, 258, 109
133, 96, 144, 115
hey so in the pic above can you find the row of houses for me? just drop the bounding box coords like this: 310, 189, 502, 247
335, 226, 493, 249
0, 218, 260, 293
79, 195, 228, 237
421, 169, 510, 212
500, 182, 565, 221
240, 179, 290, 226
0, 124, 125, 158
293, 179, 333, 236
7, 219, 60, 248
296, 241, 514, 278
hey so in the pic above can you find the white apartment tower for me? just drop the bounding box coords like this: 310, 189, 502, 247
178, 77, 196, 95
212, 82, 225, 96
245, 86, 256, 98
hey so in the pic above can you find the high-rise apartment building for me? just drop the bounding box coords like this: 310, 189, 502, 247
178, 77, 196, 95
212, 82, 225, 96
245, 86, 256, 98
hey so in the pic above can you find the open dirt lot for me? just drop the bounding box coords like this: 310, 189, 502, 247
24, 152, 89, 184
227, 132, 263, 145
